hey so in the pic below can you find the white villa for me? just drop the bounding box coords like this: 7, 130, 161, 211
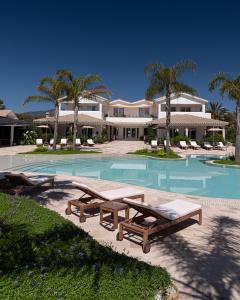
34, 93, 228, 141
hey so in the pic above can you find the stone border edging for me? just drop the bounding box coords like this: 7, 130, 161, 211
205, 160, 240, 169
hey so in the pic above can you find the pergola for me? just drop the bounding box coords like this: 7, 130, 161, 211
0, 117, 32, 146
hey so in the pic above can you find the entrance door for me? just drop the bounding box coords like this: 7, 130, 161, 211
123, 128, 139, 140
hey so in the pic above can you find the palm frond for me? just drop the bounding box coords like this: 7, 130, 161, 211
39, 77, 54, 86
144, 63, 164, 78
208, 72, 229, 91
173, 60, 197, 77
172, 82, 197, 96
23, 95, 53, 106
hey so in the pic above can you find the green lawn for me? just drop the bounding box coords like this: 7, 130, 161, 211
21, 149, 101, 155
213, 159, 240, 166
0, 193, 170, 299
128, 149, 181, 159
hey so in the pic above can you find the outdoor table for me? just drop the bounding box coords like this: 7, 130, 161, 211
100, 201, 129, 230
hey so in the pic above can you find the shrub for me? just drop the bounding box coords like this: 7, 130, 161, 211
146, 127, 156, 144
34, 146, 48, 152
20, 130, 38, 145
205, 133, 225, 144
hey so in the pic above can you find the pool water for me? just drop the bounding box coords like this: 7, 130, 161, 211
9, 155, 240, 199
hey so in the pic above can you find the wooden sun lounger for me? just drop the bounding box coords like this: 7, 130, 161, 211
65, 182, 144, 223
117, 198, 202, 253
5, 173, 55, 196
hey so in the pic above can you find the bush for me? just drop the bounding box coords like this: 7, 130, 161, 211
205, 133, 225, 144
20, 130, 38, 145
146, 127, 156, 144
34, 146, 48, 152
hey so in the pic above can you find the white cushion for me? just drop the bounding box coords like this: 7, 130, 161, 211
50, 139, 54, 145
154, 200, 201, 220
61, 138, 67, 144
72, 181, 100, 195
75, 139, 81, 145
28, 175, 54, 184
36, 139, 43, 145
151, 140, 157, 146
100, 187, 144, 200
123, 198, 201, 221
87, 139, 95, 145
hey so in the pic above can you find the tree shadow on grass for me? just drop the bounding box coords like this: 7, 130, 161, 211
154, 216, 240, 299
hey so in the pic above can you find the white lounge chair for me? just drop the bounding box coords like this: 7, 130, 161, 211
216, 142, 226, 150
60, 138, 68, 148
179, 141, 189, 149
36, 139, 43, 146
203, 142, 213, 150
75, 138, 81, 147
151, 140, 158, 149
118, 198, 202, 253
164, 140, 171, 147
49, 139, 54, 146
87, 139, 95, 146
190, 141, 201, 149
65, 181, 144, 222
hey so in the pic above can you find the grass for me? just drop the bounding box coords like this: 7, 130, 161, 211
128, 148, 181, 159
21, 148, 101, 155
213, 159, 240, 166
0, 193, 171, 299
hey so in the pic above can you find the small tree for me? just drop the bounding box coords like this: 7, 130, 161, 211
0, 99, 5, 109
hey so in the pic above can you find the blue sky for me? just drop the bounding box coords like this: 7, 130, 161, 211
0, 0, 239, 112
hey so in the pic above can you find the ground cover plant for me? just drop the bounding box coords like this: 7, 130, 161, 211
0, 193, 171, 299
21, 147, 101, 155
129, 148, 181, 159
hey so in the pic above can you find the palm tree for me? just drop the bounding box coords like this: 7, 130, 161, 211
23, 70, 67, 150
145, 60, 197, 156
206, 101, 228, 120
62, 72, 110, 149
0, 99, 5, 109
209, 73, 240, 162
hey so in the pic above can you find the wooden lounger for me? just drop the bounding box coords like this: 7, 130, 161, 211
66, 182, 144, 223
117, 198, 202, 253
5, 173, 55, 196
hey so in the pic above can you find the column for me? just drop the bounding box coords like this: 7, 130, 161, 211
99, 103, 103, 117
158, 104, 162, 118
222, 128, 226, 140
202, 104, 205, 113
185, 128, 189, 137
10, 125, 14, 146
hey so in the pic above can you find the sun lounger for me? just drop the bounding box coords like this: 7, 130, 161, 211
151, 140, 158, 149
216, 142, 226, 150
65, 181, 144, 223
60, 138, 67, 148
75, 138, 81, 147
36, 139, 43, 146
179, 141, 189, 149
49, 139, 54, 146
5, 173, 55, 196
164, 140, 171, 148
117, 198, 202, 253
190, 141, 200, 149
203, 142, 213, 150
87, 139, 95, 146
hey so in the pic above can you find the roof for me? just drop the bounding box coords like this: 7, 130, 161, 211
0, 117, 32, 126
109, 99, 153, 108
154, 93, 209, 104
148, 114, 228, 127
34, 113, 112, 126
0, 110, 18, 119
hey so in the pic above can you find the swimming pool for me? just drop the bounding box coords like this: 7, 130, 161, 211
8, 155, 240, 199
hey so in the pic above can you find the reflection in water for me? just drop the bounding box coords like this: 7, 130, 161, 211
3, 155, 240, 199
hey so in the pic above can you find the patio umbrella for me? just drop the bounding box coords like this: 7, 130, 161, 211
207, 127, 222, 145
37, 125, 49, 141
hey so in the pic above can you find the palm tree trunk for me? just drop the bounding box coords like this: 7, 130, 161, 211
53, 104, 59, 150
73, 102, 78, 150
235, 102, 240, 162
165, 92, 171, 157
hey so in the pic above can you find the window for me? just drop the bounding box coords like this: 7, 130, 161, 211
139, 107, 150, 117
114, 107, 124, 117
180, 107, 191, 112
171, 107, 176, 112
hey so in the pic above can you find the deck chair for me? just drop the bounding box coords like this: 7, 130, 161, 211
5, 173, 55, 196
203, 142, 213, 150
36, 139, 43, 146
216, 142, 226, 150
60, 138, 68, 148
49, 139, 54, 147
75, 138, 81, 147
65, 181, 144, 223
151, 140, 158, 149
179, 141, 189, 149
190, 141, 200, 149
87, 139, 95, 146
117, 198, 202, 253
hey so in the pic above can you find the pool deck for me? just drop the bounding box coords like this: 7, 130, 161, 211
0, 142, 239, 299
